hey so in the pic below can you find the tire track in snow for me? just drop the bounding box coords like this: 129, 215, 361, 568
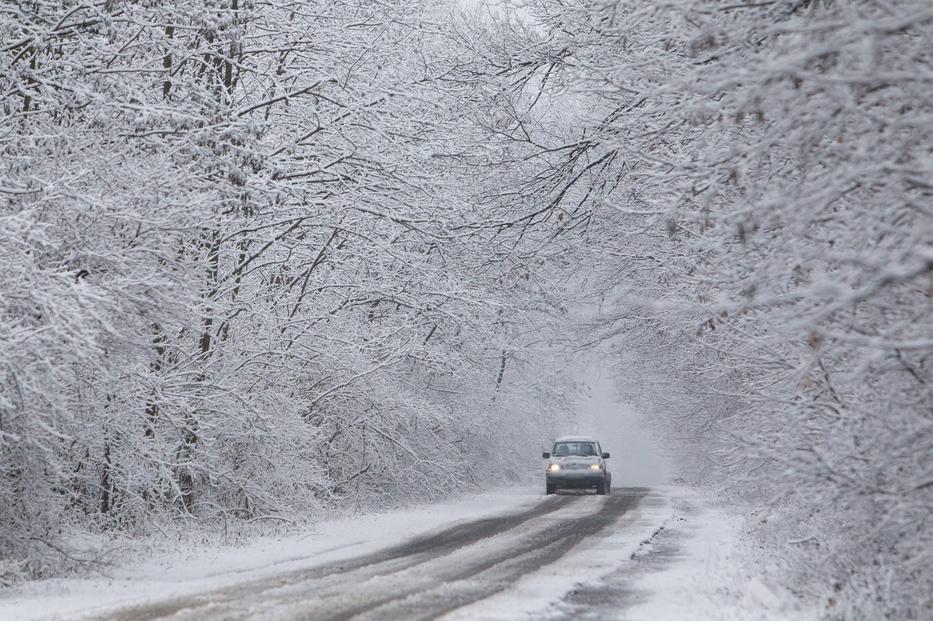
344, 489, 647, 621
92, 492, 581, 620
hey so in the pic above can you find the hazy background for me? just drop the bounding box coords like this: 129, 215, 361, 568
568, 361, 670, 486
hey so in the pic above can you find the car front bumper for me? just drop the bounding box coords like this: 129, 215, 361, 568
547, 471, 607, 488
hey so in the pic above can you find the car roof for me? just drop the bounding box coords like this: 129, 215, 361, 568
554, 435, 597, 443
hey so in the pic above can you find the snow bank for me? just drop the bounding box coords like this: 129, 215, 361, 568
616, 490, 818, 621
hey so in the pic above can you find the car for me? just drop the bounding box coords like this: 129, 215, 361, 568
542, 435, 611, 495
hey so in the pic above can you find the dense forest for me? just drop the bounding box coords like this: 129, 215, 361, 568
2, 0, 930, 618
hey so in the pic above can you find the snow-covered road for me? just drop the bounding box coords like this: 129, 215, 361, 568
91, 490, 645, 620
3, 486, 813, 620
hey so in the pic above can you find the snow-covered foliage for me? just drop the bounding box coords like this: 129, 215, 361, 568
478, 0, 931, 616
0, 0, 575, 580
3, 0, 929, 616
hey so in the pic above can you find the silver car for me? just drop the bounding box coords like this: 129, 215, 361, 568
542, 435, 611, 495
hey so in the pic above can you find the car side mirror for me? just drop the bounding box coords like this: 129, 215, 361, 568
542, 452, 551, 459
602, 452, 610, 459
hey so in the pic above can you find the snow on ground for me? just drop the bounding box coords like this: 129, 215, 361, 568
445, 487, 820, 621
1, 486, 823, 620
606, 489, 820, 621
441, 488, 666, 621
0, 487, 543, 621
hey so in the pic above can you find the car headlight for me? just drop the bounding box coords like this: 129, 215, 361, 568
548, 463, 561, 472
589, 464, 602, 471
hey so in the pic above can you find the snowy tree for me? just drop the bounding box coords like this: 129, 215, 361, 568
475, 0, 932, 616
0, 0, 576, 579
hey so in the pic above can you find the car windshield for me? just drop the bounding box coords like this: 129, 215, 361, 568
552, 441, 597, 457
